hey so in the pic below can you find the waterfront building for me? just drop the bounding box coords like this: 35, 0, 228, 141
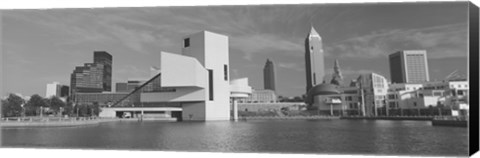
307, 83, 361, 116
238, 89, 277, 103
93, 51, 113, 92
305, 26, 326, 93
389, 50, 430, 83
357, 73, 389, 116
70, 63, 104, 100
46, 82, 69, 98
70, 51, 112, 100
263, 59, 277, 91
230, 78, 253, 120
101, 31, 233, 121
386, 80, 469, 116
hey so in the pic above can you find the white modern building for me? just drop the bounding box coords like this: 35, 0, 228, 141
386, 80, 469, 116
101, 31, 238, 121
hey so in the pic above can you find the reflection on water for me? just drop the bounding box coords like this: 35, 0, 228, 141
1, 119, 468, 156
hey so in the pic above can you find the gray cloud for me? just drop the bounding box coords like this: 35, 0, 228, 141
326, 23, 468, 59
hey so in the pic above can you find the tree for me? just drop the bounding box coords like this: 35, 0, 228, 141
91, 102, 101, 116
63, 102, 74, 116
1, 93, 25, 117
25, 94, 47, 116
48, 96, 66, 115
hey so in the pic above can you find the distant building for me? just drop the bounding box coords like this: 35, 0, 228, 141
75, 92, 140, 107
94, 51, 113, 92
101, 31, 232, 121
239, 89, 277, 103
305, 26, 326, 93
46, 82, 69, 98
386, 80, 469, 116
70, 63, 104, 100
389, 50, 430, 83
263, 59, 277, 91
115, 82, 128, 92
330, 59, 343, 86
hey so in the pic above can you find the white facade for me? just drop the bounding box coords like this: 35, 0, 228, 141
46, 82, 60, 98
139, 31, 231, 121
386, 81, 469, 110
239, 89, 277, 103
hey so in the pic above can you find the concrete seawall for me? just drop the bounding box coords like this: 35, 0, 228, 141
340, 116, 434, 121
241, 115, 340, 120
0, 118, 120, 128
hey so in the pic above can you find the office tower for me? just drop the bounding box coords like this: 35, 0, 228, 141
389, 50, 430, 83
60, 85, 69, 97
330, 59, 343, 86
263, 59, 277, 91
93, 51, 112, 92
46, 82, 68, 98
305, 26, 325, 93
70, 63, 104, 100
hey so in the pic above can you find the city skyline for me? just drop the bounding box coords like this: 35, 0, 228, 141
3, 2, 469, 97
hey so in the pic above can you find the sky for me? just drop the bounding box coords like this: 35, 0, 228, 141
1, 2, 470, 98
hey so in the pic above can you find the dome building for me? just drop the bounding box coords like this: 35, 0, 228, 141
306, 83, 343, 116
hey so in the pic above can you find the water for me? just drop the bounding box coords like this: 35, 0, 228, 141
1, 119, 468, 156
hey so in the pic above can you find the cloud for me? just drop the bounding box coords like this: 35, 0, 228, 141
115, 65, 149, 81
231, 34, 303, 60
326, 23, 468, 59
277, 62, 304, 72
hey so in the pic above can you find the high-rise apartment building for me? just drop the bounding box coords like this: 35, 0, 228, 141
389, 50, 430, 83
94, 51, 112, 92
263, 59, 276, 91
305, 26, 325, 93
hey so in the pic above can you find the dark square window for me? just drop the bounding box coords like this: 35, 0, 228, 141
184, 38, 190, 48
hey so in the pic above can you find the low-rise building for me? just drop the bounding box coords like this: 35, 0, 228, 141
238, 89, 277, 103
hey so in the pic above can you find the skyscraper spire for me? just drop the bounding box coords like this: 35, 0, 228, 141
330, 59, 343, 86
308, 26, 321, 39
305, 26, 325, 93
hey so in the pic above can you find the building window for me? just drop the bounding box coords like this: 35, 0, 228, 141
313, 73, 316, 85
184, 38, 190, 48
224, 65, 228, 81
208, 69, 214, 101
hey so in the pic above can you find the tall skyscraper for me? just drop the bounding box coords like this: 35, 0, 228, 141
93, 51, 112, 92
305, 26, 325, 93
389, 50, 430, 83
330, 59, 343, 86
263, 59, 276, 91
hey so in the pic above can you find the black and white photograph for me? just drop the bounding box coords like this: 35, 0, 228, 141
1, 1, 478, 158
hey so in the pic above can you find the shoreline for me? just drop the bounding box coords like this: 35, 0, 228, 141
0, 118, 120, 128
340, 116, 434, 121
240, 115, 340, 120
